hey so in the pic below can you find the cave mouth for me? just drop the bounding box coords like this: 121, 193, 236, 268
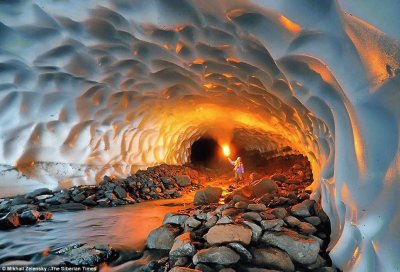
190, 137, 220, 167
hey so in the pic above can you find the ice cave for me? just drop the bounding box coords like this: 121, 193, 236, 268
0, 0, 399, 271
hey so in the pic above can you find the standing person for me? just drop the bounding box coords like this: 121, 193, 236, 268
228, 157, 244, 183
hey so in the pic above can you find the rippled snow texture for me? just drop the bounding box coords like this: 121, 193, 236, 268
0, 1, 399, 271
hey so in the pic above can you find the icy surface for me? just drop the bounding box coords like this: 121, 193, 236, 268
0, 0, 399, 271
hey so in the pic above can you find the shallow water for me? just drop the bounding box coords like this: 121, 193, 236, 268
0, 196, 194, 266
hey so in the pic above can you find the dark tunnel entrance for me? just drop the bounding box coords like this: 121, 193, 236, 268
190, 137, 220, 167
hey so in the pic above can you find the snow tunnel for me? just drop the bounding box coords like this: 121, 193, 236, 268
0, 0, 399, 271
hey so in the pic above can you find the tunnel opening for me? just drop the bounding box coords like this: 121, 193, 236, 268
190, 137, 220, 167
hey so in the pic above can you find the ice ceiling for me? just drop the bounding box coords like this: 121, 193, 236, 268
0, 0, 400, 270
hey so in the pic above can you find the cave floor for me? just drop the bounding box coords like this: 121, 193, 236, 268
0, 155, 324, 270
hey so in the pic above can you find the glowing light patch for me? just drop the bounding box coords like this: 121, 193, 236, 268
222, 145, 231, 157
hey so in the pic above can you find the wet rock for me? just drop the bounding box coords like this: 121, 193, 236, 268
271, 207, 288, 219
82, 196, 97, 206
58, 203, 88, 211
241, 268, 281, 272
204, 216, 218, 228
147, 224, 181, 250
242, 212, 262, 222
260, 219, 284, 231
271, 174, 286, 183
97, 198, 110, 207
170, 257, 190, 267
175, 175, 191, 187
298, 221, 317, 235
194, 186, 222, 205
105, 191, 117, 201
0, 212, 20, 229
39, 212, 53, 220
291, 199, 315, 217
0, 200, 11, 212
252, 247, 295, 272
242, 221, 262, 242
306, 254, 327, 270
304, 216, 322, 226
261, 228, 320, 264
26, 188, 52, 198
163, 213, 189, 226
170, 233, 196, 259
114, 185, 127, 199
57, 243, 117, 266
20, 210, 40, 225
250, 178, 278, 197
36, 194, 53, 201
9, 204, 31, 214
247, 203, 266, 211
284, 216, 301, 227
195, 263, 214, 272
228, 242, 252, 262
205, 224, 252, 246
193, 246, 240, 265
72, 192, 86, 202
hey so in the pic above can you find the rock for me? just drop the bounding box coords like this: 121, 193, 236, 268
252, 247, 294, 272
271, 208, 288, 219
250, 179, 278, 197
195, 263, 214, 272
205, 224, 252, 246
20, 210, 40, 225
170, 257, 190, 267
170, 267, 201, 272
170, 233, 196, 258
298, 221, 317, 235
304, 216, 322, 226
261, 228, 320, 265
193, 246, 240, 265
26, 188, 52, 198
175, 175, 191, 187
194, 186, 222, 205
72, 193, 86, 202
242, 221, 262, 242
0, 212, 20, 229
260, 219, 284, 231
271, 174, 286, 183
234, 201, 249, 209
291, 200, 315, 217
97, 198, 110, 207
0, 200, 11, 212
205, 216, 218, 228
147, 224, 181, 250
241, 268, 281, 272
39, 212, 53, 220
36, 194, 53, 201
11, 195, 31, 205
232, 194, 249, 204
184, 217, 202, 231
247, 203, 266, 211
242, 212, 262, 222
163, 213, 189, 226
161, 177, 171, 184
57, 243, 117, 266
216, 216, 232, 224
82, 197, 97, 206
219, 269, 236, 272
284, 216, 301, 227
228, 242, 252, 262
114, 186, 127, 199
104, 191, 117, 201
307, 254, 327, 270
58, 203, 88, 211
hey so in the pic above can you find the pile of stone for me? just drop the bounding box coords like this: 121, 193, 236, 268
54, 243, 118, 266
0, 164, 203, 230
145, 177, 336, 272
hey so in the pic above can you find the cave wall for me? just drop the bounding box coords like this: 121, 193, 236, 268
0, 1, 399, 271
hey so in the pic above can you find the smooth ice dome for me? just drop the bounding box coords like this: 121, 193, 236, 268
0, 1, 399, 271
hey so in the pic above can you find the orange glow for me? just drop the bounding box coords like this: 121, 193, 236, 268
175, 43, 183, 53
278, 15, 302, 33
192, 58, 205, 64
226, 57, 241, 63
222, 144, 231, 157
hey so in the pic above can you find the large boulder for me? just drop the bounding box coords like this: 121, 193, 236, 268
175, 175, 191, 187
252, 248, 295, 272
0, 212, 20, 229
250, 178, 279, 197
194, 186, 222, 205
147, 224, 181, 250
204, 224, 252, 246
192, 246, 240, 265
242, 221, 262, 242
261, 228, 320, 265
163, 213, 189, 226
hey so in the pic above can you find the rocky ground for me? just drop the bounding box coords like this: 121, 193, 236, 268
143, 155, 339, 272
0, 164, 203, 230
